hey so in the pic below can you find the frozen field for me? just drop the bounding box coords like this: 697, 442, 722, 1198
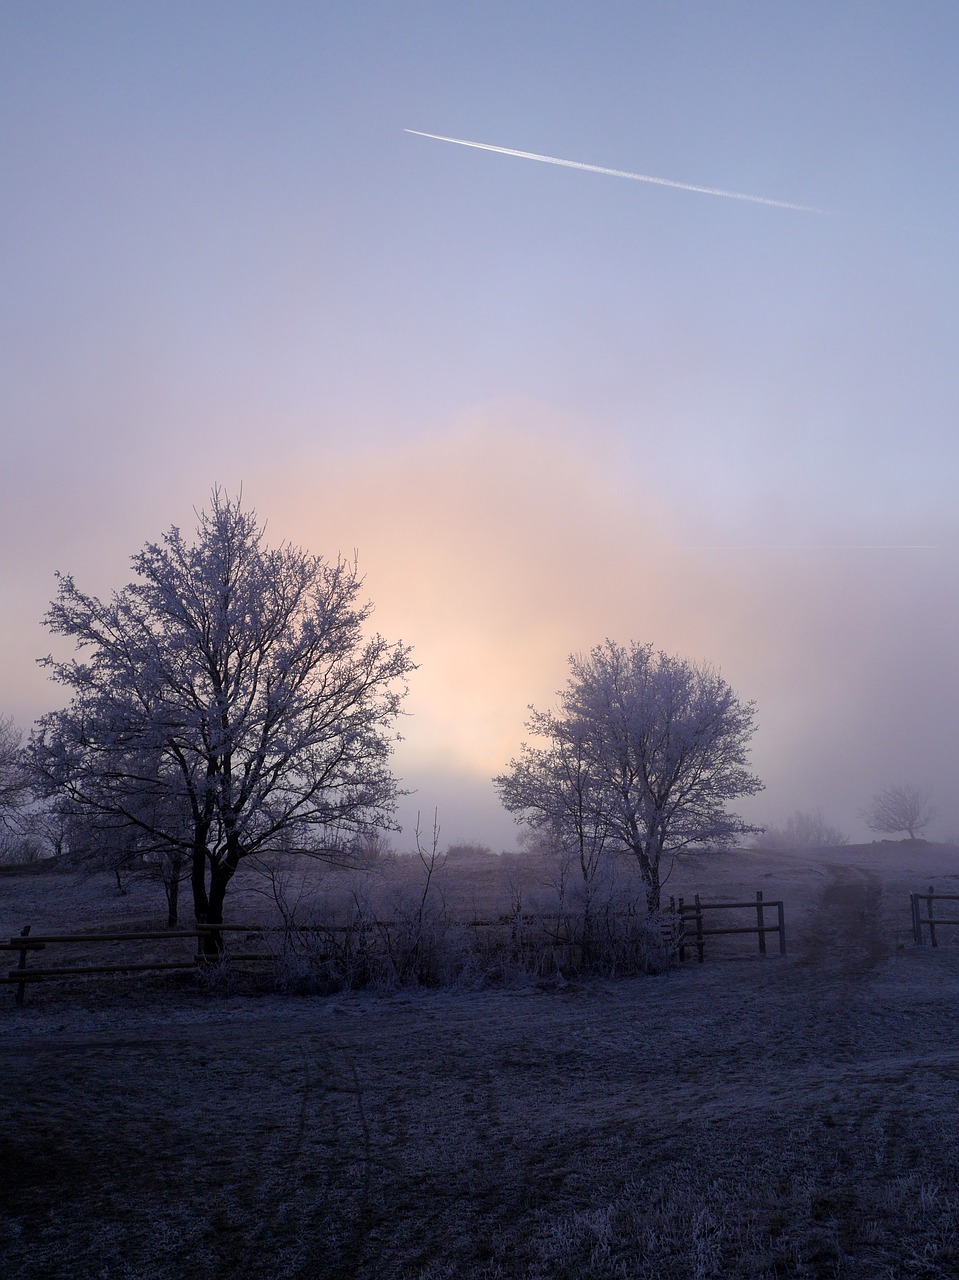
4, 842, 959, 1278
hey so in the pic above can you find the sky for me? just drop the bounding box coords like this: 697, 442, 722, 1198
2, 1, 958, 850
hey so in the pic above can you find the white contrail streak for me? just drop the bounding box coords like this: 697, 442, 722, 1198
405, 129, 832, 215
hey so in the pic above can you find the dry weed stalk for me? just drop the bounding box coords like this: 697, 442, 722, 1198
248, 831, 675, 994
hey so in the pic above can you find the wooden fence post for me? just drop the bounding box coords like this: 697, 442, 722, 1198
910, 893, 921, 945
15, 925, 31, 1008
755, 891, 766, 956
694, 894, 704, 963
927, 886, 938, 948
677, 896, 687, 962
777, 899, 786, 955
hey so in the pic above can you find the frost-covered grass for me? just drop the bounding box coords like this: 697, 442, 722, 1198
5, 843, 959, 1278
0, 847, 674, 994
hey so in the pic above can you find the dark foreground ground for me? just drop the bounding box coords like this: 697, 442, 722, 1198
4, 849, 959, 1279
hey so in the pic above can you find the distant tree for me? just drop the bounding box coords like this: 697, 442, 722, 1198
348, 828, 395, 868
27, 800, 73, 861
443, 841, 495, 864
106, 754, 194, 922
0, 714, 32, 862
759, 809, 848, 851
29, 490, 415, 951
0, 714, 27, 820
40, 754, 195, 917
63, 809, 139, 895
495, 641, 763, 912
863, 784, 934, 841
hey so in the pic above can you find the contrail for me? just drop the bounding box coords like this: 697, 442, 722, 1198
405, 129, 833, 215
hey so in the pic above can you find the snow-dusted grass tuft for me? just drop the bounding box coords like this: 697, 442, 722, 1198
525, 1162, 959, 1280
255, 852, 674, 993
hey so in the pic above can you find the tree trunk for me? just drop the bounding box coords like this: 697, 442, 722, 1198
644, 877, 661, 915
203, 860, 238, 957
191, 835, 216, 956
581, 890, 593, 964
633, 843, 662, 914
165, 871, 179, 929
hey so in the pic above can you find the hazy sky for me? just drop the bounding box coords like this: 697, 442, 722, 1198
3, 2, 958, 848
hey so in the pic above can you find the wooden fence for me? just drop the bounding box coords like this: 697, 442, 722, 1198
3, 893, 788, 1002
910, 886, 959, 946
669, 891, 786, 962
0, 923, 268, 1006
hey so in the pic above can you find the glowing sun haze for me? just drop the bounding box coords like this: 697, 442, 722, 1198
2, 3, 958, 850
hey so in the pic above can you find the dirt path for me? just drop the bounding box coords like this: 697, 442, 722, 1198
792, 861, 889, 978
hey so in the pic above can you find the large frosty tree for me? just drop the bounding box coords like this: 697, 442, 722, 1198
495, 641, 763, 912
30, 491, 415, 949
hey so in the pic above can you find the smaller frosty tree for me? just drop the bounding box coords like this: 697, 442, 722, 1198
863, 784, 934, 841
495, 641, 763, 913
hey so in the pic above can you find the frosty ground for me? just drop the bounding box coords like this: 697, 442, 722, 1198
3, 843, 959, 1279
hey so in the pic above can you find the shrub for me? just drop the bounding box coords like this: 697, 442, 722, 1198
758, 810, 848, 851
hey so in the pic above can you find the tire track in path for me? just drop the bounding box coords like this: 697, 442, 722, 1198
793, 861, 888, 980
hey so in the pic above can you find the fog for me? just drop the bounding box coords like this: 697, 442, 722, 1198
2, 5, 957, 850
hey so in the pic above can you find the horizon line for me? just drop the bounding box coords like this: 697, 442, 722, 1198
684, 545, 939, 551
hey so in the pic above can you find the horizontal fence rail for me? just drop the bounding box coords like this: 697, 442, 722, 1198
1, 923, 269, 1006
671, 891, 786, 963
910, 887, 959, 947
3, 892, 788, 1002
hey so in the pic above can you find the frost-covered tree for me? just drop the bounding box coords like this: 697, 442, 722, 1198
29, 490, 415, 950
760, 809, 848, 850
495, 641, 763, 912
0, 715, 27, 823
863, 783, 934, 841
0, 713, 32, 861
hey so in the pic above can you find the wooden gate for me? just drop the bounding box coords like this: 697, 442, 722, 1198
910, 887, 959, 946
670, 891, 786, 962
